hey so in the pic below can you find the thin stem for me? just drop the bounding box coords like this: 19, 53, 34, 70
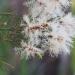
0, 59, 15, 69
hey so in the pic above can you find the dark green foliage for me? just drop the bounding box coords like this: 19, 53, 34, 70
8, 16, 23, 47
0, 0, 23, 74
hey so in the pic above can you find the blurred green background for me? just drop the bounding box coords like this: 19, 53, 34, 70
0, 0, 75, 75
71, 0, 75, 74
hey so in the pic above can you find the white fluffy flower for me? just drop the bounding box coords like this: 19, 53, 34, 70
20, 41, 43, 59
15, 0, 75, 59
60, 13, 75, 37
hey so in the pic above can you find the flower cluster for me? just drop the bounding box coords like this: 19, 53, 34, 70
15, 0, 75, 59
